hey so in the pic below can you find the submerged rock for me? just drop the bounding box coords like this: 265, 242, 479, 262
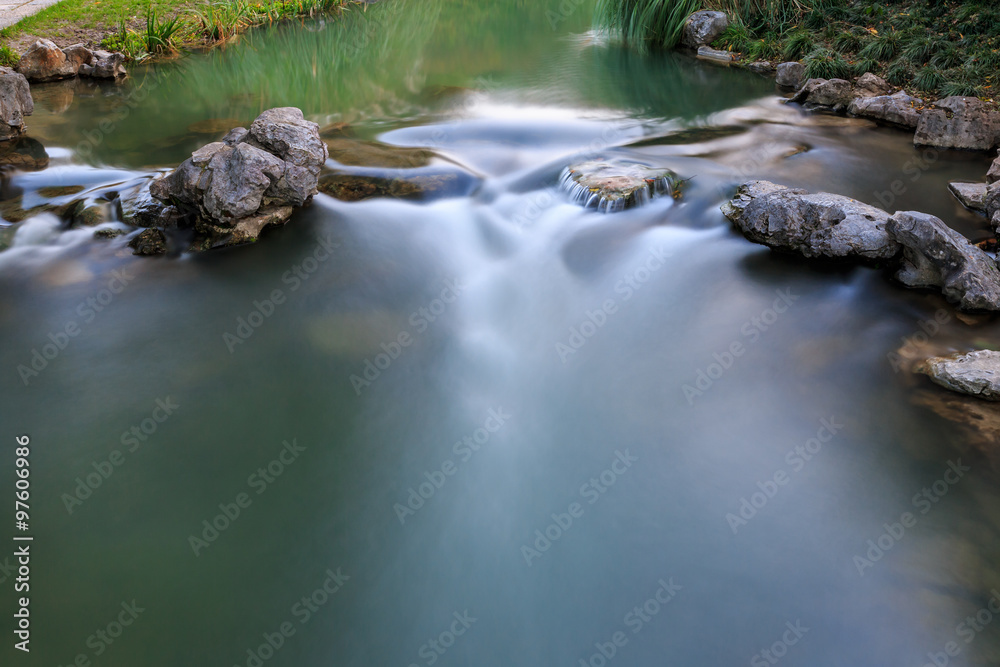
144, 107, 328, 249
0, 135, 46, 169
325, 138, 437, 169
914, 97, 999, 151
129, 228, 167, 255
318, 167, 479, 203
681, 11, 728, 49
916, 350, 1000, 400
0, 68, 34, 141
722, 180, 899, 260
848, 91, 923, 129
561, 159, 678, 213
948, 182, 987, 212
776, 62, 805, 89
886, 211, 1000, 311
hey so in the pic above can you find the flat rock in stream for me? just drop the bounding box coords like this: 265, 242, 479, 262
886, 210, 1000, 311
560, 159, 678, 212
948, 182, 988, 212
721, 180, 900, 260
790, 78, 854, 111
318, 166, 480, 203
916, 350, 1000, 401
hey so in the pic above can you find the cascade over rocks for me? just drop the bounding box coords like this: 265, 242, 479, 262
560, 159, 679, 213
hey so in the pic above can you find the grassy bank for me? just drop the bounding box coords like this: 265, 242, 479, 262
0, 0, 354, 64
596, 0, 1000, 100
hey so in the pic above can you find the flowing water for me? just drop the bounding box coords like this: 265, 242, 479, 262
3, 1, 1000, 665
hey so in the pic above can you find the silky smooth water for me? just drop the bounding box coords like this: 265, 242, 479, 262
2, 1, 1000, 666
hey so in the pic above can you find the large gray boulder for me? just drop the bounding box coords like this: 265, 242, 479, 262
886, 210, 1000, 311
790, 78, 854, 112
722, 180, 900, 261
917, 350, 1000, 401
776, 62, 805, 89
914, 97, 1000, 151
848, 91, 923, 128
146, 107, 328, 249
0, 67, 33, 141
16, 39, 78, 82
681, 11, 728, 49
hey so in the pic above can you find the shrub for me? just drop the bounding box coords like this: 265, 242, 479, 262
912, 65, 943, 94
858, 32, 899, 61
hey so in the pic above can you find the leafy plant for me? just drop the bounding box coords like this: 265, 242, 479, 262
858, 31, 899, 60
782, 28, 813, 60
804, 46, 851, 79
143, 6, 183, 53
912, 65, 943, 93
0, 45, 19, 67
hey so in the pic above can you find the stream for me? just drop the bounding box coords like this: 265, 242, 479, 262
2, 0, 1000, 665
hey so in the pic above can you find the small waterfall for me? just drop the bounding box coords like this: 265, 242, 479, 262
559, 159, 678, 213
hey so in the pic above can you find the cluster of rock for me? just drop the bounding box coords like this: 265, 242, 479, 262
16, 39, 126, 82
120, 107, 328, 252
723, 181, 1000, 402
0, 67, 33, 141
723, 181, 1000, 312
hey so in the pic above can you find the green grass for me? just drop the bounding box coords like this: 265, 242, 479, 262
594, 0, 703, 51
1, 0, 352, 59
